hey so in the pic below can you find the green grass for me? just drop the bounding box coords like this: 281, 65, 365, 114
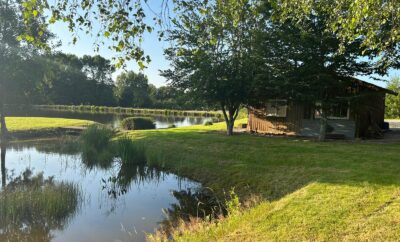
118, 119, 400, 241
4, 117, 94, 132
6, 116, 400, 240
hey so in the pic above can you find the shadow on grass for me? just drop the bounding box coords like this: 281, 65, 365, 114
120, 128, 400, 201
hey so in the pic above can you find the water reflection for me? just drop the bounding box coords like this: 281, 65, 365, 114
1, 144, 5, 187
0, 165, 82, 241
0, 139, 222, 241
6, 107, 216, 129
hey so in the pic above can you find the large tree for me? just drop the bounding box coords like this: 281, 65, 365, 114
114, 71, 152, 108
276, 0, 400, 73
0, 0, 50, 139
253, 3, 376, 140
162, 0, 259, 135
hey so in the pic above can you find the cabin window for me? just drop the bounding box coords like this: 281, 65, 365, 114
265, 99, 287, 117
315, 101, 350, 119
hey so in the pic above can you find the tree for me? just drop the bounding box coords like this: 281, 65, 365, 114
114, 72, 152, 108
252, 2, 376, 140
276, 0, 400, 73
0, 0, 50, 139
81, 55, 116, 106
162, 0, 259, 135
385, 77, 400, 119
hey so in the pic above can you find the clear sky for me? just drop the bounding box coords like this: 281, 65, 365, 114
49, 7, 399, 89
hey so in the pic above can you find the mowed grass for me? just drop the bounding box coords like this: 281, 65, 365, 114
6, 117, 400, 240
4, 117, 94, 132
120, 119, 400, 241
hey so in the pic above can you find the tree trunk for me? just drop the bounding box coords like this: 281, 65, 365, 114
221, 103, 240, 136
319, 114, 327, 141
0, 102, 8, 140
227, 120, 234, 136
1, 143, 5, 188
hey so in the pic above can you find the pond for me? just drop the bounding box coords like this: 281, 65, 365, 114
6, 107, 216, 129
0, 139, 222, 241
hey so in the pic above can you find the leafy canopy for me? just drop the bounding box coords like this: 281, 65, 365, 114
276, 0, 400, 73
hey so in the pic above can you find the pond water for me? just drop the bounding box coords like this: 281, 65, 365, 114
0, 139, 221, 242
6, 107, 215, 129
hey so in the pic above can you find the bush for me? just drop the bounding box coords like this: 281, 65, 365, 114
168, 124, 177, 128
204, 121, 213, 126
121, 117, 156, 130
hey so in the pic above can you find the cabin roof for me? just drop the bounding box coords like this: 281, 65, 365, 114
351, 77, 398, 96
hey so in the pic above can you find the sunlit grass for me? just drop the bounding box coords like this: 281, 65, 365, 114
6, 116, 400, 240
121, 118, 400, 241
5, 117, 94, 131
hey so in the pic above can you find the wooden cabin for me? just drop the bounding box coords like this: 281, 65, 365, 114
247, 79, 397, 139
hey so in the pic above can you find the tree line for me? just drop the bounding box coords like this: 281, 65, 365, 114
2, 51, 206, 109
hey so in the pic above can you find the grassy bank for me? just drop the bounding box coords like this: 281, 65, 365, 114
118, 120, 400, 241
1, 117, 94, 140
5, 117, 93, 131
6, 117, 400, 240
34, 104, 224, 118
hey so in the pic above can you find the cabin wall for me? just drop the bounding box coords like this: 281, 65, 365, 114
247, 91, 386, 139
247, 104, 303, 135
354, 92, 386, 137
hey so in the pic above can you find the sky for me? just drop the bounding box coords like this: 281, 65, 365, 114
50, 21, 169, 87
48, 5, 400, 89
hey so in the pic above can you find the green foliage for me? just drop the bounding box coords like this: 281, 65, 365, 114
0, 169, 82, 241
121, 117, 155, 130
276, 0, 400, 72
80, 124, 114, 150
225, 189, 241, 217
162, 0, 259, 135
114, 71, 152, 108
385, 77, 400, 119
204, 121, 213, 126
115, 136, 146, 165
80, 124, 115, 166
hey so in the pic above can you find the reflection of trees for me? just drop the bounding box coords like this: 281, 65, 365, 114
159, 188, 226, 235
5, 137, 81, 156
1, 143, 5, 187
102, 163, 163, 199
0, 168, 82, 242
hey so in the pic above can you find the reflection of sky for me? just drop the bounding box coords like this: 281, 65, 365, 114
2, 145, 201, 242
7, 108, 215, 129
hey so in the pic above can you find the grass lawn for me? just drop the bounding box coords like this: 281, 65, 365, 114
5, 116, 400, 240
4, 117, 94, 132
120, 119, 400, 241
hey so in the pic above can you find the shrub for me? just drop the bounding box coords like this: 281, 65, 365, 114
121, 117, 156, 130
168, 124, 177, 128
204, 121, 213, 126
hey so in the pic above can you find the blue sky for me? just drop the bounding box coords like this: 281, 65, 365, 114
50, 21, 169, 87
49, 8, 399, 88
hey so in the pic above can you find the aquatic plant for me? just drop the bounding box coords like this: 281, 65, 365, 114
121, 117, 156, 130
80, 124, 115, 168
80, 124, 114, 151
115, 136, 146, 165
0, 169, 82, 241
